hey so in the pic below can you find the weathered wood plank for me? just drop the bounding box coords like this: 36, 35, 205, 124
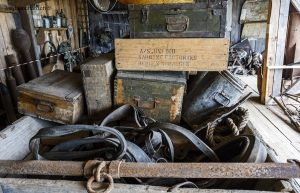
261, 0, 280, 104
0, 178, 286, 193
261, 105, 300, 143
291, 0, 300, 12
241, 23, 267, 39
115, 38, 230, 71
81, 55, 114, 117
240, 0, 268, 23
0, 116, 55, 160
272, 0, 290, 96
225, 0, 232, 40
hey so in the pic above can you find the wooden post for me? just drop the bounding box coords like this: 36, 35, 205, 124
260, 0, 290, 104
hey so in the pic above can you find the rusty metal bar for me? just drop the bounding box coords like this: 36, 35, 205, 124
0, 160, 299, 179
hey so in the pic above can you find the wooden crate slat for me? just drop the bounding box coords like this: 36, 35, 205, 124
115, 38, 229, 71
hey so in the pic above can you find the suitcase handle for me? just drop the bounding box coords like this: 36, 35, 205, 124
36, 101, 55, 113
213, 92, 231, 107
133, 96, 160, 109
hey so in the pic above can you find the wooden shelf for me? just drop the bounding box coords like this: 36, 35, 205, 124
35, 27, 68, 31
8, 0, 49, 7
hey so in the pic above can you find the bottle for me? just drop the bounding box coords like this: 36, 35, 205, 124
56, 10, 61, 28
43, 16, 50, 28
60, 9, 67, 27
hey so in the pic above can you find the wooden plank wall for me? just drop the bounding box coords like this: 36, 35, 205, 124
0, 0, 18, 83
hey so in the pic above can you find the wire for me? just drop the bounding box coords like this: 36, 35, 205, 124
0, 46, 90, 72
88, 0, 118, 13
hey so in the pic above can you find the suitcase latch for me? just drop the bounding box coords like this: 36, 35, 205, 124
166, 14, 189, 33
141, 6, 149, 23
133, 96, 160, 109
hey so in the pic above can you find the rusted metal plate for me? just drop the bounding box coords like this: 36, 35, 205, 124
0, 160, 300, 179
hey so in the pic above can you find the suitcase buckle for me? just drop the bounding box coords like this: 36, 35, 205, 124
166, 14, 189, 33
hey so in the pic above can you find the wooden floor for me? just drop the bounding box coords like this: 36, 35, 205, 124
238, 75, 300, 191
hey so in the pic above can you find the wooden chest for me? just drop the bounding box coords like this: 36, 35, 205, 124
128, 0, 227, 38
119, 0, 194, 4
17, 70, 84, 124
114, 71, 186, 123
81, 55, 115, 118
115, 38, 230, 71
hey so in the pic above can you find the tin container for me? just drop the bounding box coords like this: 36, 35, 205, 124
182, 71, 247, 127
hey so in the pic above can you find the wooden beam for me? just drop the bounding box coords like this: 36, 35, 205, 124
261, 0, 290, 104
0, 178, 283, 193
291, 0, 300, 12
272, 0, 290, 96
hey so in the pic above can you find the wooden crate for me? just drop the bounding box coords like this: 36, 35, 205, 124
119, 0, 194, 4
115, 38, 230, 71
114, 71, 186, 123
17, 70, 84, 124
0, 117, 293, 193
81, 54, 115, 118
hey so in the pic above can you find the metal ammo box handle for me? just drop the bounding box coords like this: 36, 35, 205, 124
133, 96, 160, 109
36, 100, 55, 113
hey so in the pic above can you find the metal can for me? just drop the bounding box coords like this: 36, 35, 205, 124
43, 16, 50, 28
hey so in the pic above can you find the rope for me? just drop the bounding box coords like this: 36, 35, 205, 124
235, 107, 249, 131
0, 46, 89, 72
87, 161, 114, 193
206, 107, 249, 147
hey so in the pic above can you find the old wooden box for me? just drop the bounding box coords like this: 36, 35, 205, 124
81, 54, 115, 118
0, 116, 295, 193
115, 38, 230, 71
128, 0, 227, 38
17, 70, 84, 124
119, 0, 194, 4
114, 71, 186, 123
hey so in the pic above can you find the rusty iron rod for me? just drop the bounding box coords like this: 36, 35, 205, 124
0, 160, 299, 179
